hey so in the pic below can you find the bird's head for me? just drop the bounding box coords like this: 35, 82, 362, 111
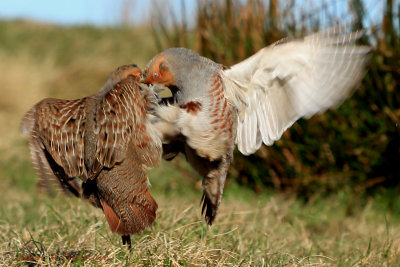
100, 64, 142, 92
142, 54, 175, 87
143, 48, 204, 88
143, 48, 210, 101
111, 64, 142, 83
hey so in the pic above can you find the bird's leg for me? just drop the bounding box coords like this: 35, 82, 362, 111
182, 144, 233, 225
201, 154, 232, 225
121, 235, 132, 250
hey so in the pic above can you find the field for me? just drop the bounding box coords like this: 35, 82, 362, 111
0, 19, 400, 266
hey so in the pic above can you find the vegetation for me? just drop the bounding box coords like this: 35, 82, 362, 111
1, 158, 400, 266
0, 0, 399, 265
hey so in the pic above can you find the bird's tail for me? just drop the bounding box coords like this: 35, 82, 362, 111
96, 160, 158, 236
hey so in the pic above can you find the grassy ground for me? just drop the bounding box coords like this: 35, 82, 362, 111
1, 156, 400, 266
1, 20, 400, 266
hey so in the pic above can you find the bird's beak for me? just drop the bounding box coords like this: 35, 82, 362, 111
151, 84, 173, 98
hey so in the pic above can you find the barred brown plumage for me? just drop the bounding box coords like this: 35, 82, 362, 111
21, 64, 162, 249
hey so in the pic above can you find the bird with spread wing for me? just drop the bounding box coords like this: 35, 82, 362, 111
21, 65, 162, 249
143, 27, 370, 225
21, 27, 370, 249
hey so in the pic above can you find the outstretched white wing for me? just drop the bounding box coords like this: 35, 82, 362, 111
223, 28, 370, 155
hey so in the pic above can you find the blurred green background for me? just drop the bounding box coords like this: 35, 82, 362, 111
0, 0, 399, 264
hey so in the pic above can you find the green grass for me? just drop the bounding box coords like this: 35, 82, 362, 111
1, 156, 400, 266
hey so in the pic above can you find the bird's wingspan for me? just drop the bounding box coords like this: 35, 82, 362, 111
223, 27, 370, 155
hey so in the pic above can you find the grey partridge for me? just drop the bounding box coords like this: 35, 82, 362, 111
21, 64, 162, 249
143, 28, 370, 225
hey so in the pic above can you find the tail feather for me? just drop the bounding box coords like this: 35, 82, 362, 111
96, 157, 158, 236
101, 201, 126, 234
100, 188, 158, 235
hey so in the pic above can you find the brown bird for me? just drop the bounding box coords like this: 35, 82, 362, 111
21, 64, 162, 249
143, 28, 370, 225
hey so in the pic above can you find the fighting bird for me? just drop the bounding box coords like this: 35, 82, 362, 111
143, 28, 370, 225
21, 65, 162, 249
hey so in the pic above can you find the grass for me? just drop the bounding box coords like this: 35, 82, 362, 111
1, 157, 400, 266
1, 19, 400, 266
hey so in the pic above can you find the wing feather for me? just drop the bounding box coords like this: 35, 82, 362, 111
95, 78, 162, 169
223, 27, 370, 155
23, 77, 160, 183
31, 97, 89, 177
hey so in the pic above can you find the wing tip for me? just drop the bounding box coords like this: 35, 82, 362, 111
20, 106, 36, 136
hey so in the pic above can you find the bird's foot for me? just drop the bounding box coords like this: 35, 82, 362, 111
201, 193, 218, 226
121, 235, 132, 251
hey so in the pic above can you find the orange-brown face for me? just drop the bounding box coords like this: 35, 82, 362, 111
120, 67, 142, 82
144, 55, 175, 86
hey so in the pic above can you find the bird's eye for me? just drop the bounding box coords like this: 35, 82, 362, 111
153, 72, 159, 79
